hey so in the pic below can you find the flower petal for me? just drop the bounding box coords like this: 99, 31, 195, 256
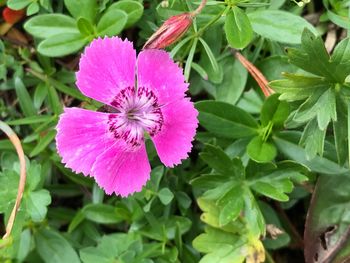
152, 98, 198, 167
91, 143, 150, 196
56, 107, 115, 176
76, 37, 136, 105
137, 49, 188, 105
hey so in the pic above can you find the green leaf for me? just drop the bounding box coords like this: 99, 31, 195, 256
0, 170, 18, 213
288, 29, 349, 82
251, 181, 289, 201
29, 130, 56, 157
47, 85, 63, 115
83, 204, 124, 224
77, 17, 95, 37
14, 77, 37, 117
26, 2, 40, 15
260, 93, 289, 127
247, 136, 277, 163
35, 228, 80, 263
97, 9, 127, 37
64, 0, 97, 22
218, 186, 244, 226
248, 10, 317, 44
24, 14, 79, 39
80, 233, 141, 263
25, 189, 51, 222
274, 132, 348, 175
196, 101, 258, 139
185, 38, 198, 81
107, 0, 144, 28
199, 38, 219, 73
38, 33, 87, 57
333, 100, 348, 165
7, 0, 31, 9
224, 7, 253, 49
193, 227, 247, 263
270, 74, 327, 101
158, 188, 174, 205
216, 56, 248, 105
200, 144, 245, 178
300, 119, 326, 159
316, 88, 337, 130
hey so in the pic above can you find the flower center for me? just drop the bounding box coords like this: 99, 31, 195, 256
108, 86, 163, 148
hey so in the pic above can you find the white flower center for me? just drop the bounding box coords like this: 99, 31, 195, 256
108, 86, 163, 148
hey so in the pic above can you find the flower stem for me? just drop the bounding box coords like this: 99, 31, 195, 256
0, 121, 26, 239
196, 5, 230, 36
191, 0, 208, 16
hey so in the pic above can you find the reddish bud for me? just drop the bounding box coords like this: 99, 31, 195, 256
2, 7, 25, 25
143, 13, 193, 49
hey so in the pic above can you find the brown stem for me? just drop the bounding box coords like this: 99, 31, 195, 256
234, 51, 274, 97
274, 202, 304, 249
191, 0, 207, 16
0, 121, 26, 239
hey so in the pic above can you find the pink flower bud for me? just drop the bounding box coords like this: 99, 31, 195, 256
143, 13, 193, 49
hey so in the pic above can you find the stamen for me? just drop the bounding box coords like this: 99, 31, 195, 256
108, 86, 163, 148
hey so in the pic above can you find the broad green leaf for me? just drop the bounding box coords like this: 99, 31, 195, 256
24, 14, 79, 39
35, 228, 80, 263
158, 188, 174, 205
7, 0, 31, 9
224, 7, 253, 49
248, 10, 317, 44
38, 33, 87, 57
217, 186, 244, 226
251, 181, 289, 201
25, 189, 51, 222
196, 101, 258, 139
97, 9, 127, 37
107, 0, 144, 28
216, 56, 248, 105
83, 204, 124, 224
64, 0, 97, 22
200, 144, 245, 177
26, 2, 39, 15
16, 229, 31, 261
247, 136, 277, 163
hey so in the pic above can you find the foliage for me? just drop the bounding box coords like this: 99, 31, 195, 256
1, 0, 350, 262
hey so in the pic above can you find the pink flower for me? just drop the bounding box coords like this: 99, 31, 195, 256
56, 37, 198, 197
